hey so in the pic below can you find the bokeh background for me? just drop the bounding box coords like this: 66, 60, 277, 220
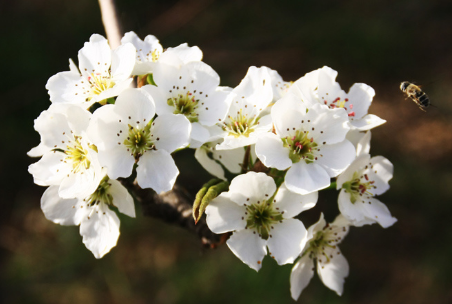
1, 0, 452, 303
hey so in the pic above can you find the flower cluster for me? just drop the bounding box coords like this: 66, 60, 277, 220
29, 32, 396, 299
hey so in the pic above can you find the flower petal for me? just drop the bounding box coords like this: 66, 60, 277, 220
274, 184, 318, 218
226, 229, 267, 271
194, 147, 226, 180
290, 254, 315, 300
229, 172, 276, 206
350, 114, 386, 131
205, 193, 247, 233
111, 43, 136, 81
136, 150, 179, 193
316, 140, 356, 177
41, 186, 86, 226
317, 248, 349, 296
80, 204, 120, 259
285, 162, 331, 195
266, 219, 307, 265
78, 34, 111, 79
362, 197, 397, 228
108, 179, 135, 218
255, 133, 292, 170
152, 114, 191, 152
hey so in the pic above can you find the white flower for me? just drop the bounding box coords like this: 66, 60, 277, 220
87, 88, 191, 193
255, 93, 355, 194
121, 31, 163, 75
46, 34, 136, 108
205, 172, 318, 271
288, 66, 386, 131
28, 104, 102, 199
336, 154, 397, 228
143, 61, 231, 148
215, 66, 273, 150
41, 176, 135, 258
290, 213, 350, 300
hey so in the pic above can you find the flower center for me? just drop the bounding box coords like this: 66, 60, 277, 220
306, 230, 335, 261
65, 137, 90, 173
88, 73, 115, 97
86, 176, 113, 206
324, 97, 355, 118
124, 123, 155, 159
245, 200, 283, 240
282, 130, 318, 164
167, 92, 199, 122
223, 110, 259, 138
342, 172, 376, 203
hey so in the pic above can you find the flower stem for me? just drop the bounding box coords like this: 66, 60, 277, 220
98, 0, 122, 48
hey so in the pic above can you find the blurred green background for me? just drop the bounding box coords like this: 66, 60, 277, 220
1, 0, 452, 303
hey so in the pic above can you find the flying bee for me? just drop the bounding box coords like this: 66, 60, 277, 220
400, 81, 430, 112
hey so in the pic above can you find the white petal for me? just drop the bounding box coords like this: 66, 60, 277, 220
290, 255, 315, 300
356, 131, 371, 157
58, 168, 98, 199
229, 172, 276, 206
271, 93, 307, 138
205, 193, 247, 233
274, 184, 318, 218
196, 88, 231, 126
28, 151, 71, 186
164, 43, 203, 64
233, 66, 273, 112
226, 229, 267, 271
212, 147, 245, 174
46, 71, 88, 105
80, 204, 120, 259
317, 249, 349, 296
152, 114, 191, 152
114, 88, 156, 123
189, 122, 210, 149
350, 114, 386, 131
111, 43, 136, 80
316, 140, 356, 177
255, 133, 292, 170
306, 104, 350, 145
285, 162, 331, 195
136, 150, 179, 193
266, 219, 307, 265
347, 83, 375, 119
338, 190, 368, 225
78, 34, 111, 79
27, 143, 49, 157
362, 197, 397, 228
100, 146, 135, 179
307, 213, 327, 240
41, 186, 86, 226
108, 179, 135, 218
194, 147, 226, 180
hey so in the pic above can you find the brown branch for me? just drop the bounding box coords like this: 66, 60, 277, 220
125, 180, 222, 247
98, 0, 122, 48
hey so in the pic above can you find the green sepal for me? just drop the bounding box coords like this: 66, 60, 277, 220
193, 179, 229, 224
106, 97, 116, 104
146, 73, 156, 86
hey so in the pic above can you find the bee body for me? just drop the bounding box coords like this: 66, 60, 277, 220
400, 81, 430, 111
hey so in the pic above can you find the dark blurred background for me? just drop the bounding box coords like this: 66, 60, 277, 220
1, 0, 452, 303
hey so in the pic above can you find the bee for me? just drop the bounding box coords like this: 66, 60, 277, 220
400, 81, 430, 112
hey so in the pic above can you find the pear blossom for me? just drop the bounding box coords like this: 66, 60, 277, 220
28, 104, 102, 199
205, 172, 318, 271
41, 176, 135, 258
255, 93, 355, 194
215, 66, 273, 150
87, 88, 191, 193
336, 154, 396, 227
290, 214, 350, 300
288, 66, 385, 131
46, 34, 136, 109
143, 61, 231, 148
121, 31, 163, 75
